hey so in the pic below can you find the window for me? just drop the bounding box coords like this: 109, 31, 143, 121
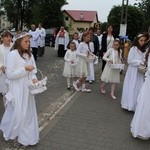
65, 16, 69, 21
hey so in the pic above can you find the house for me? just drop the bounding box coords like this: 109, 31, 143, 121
0, 5, 12, 30
63, 10, 100, 35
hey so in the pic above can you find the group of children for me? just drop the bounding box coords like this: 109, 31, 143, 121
63, 31, 150, 140
63, 31, 97, 92
100, 32, 150, 140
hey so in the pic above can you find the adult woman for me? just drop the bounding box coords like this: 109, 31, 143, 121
0, 32, 39, 148
101, 24, 116, 72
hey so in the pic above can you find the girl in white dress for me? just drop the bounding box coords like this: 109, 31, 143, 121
0, 31, 13, 105
86, 41, 95, 83
63, 42, 78, 89
131, 48, 150, 140
70, 32, 80, 48
0, 32, 39, 148
100, 39, 123, 100
0, 31, 12, 94
121, 33, 149, 111
73, 31, 95, 92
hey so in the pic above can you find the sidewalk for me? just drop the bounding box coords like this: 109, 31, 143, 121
30, 74, 150, 150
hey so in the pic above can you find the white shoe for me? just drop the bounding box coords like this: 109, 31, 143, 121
73, 82, 80, 91
137, 135, 149, 140
81, 88, 91, 93
89, 80, 92, 84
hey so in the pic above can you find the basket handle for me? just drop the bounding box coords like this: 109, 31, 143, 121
36, 68, 44, 80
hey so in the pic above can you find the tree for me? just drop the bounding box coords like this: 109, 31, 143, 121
100, 22, 108, 33
31, 0, 67, 28
0, 0, 36, 30
1, 0, 67, 30
108, 5, 144, 40
134, 0, 150, 32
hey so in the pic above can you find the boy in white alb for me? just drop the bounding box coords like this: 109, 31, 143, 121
36, 23, 46, 57
28, 24, 39, 61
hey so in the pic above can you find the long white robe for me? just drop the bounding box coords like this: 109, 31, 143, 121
0, 50, 39, 146
0, 43, 13, 94
36, 27, 46, 47
28, 30, 39, 48
54, 30, 69, 51
86, 42, 95, 81
121, 46, 146, 111
130, 55, 150, 139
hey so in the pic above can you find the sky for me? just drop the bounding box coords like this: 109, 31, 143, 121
62, 0, 136, 22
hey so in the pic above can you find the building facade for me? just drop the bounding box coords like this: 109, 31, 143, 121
63, 10, 100, 35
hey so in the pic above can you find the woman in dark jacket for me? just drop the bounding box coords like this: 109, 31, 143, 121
101, 24, 117, 71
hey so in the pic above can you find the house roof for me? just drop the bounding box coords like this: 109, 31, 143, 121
64, 10, 98, 22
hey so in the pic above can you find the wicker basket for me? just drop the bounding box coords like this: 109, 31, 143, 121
85, 54, 96, 63
28, 69, 47, 95
109, 64, 125, 70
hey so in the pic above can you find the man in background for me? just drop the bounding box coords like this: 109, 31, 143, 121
54, 26, 69, 57
28, 24, 39, 61
36, 23, 46, 57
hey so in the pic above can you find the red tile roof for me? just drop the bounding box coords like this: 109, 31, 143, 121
64, 10, 98, 22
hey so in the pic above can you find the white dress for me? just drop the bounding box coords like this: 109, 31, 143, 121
121, 46, 146, 111
0, 43, 13, 94
131, 55, 150, 140
63, 50, 78, 77
76, 42, 90, 78
0, 50, 39, 146
86, 42, 95, 81
101, 48, 122, 83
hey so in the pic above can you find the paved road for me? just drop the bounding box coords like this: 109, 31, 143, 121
0, 47, 150, 150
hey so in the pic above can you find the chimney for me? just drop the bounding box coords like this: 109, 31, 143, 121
80, 13, 84, 20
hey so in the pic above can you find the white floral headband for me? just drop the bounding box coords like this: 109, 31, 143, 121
138, 34, 144, 38
14, 32, 30, 41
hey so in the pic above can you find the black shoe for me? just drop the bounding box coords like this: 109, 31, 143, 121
67, 86, 71, 90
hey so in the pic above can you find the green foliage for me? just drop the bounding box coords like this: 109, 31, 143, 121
134, 0, 150, 32
1, 0, 67, 29
32, 0, 66, 28
1, 0, 18, 23
100, 22, 108, 33
108, 5, 144, 41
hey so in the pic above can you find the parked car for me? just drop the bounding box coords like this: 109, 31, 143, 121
45, 28, 57, 47
10, 28, 17, 37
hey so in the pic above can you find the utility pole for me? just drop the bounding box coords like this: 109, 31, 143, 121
119, 0, 129, 36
